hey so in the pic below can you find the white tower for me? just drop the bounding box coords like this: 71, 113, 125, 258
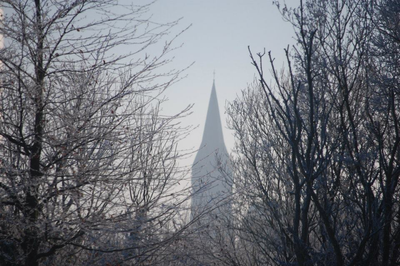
191, 77, 231, 220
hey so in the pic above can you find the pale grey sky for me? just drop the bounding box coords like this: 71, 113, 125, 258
146, 0, 298, 167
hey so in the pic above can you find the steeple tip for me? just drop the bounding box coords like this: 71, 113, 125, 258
212, 70, 216, 89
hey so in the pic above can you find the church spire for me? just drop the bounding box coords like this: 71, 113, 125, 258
197, 77, 227, 155
191, 75, 231, 219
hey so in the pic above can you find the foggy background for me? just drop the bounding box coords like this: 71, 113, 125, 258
146, 0, 297, 167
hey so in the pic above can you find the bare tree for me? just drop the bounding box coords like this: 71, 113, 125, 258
0, 1, 191, 265
227, 0, 400, 265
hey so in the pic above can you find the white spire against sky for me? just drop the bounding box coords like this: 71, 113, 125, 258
197, 78, 226, 154
141, 0, 298, 166
191, 78, 231, 218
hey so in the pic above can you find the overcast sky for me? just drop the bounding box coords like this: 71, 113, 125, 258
145, 0, 298, 168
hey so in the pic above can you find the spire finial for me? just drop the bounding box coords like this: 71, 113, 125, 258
213, 70, 215, 81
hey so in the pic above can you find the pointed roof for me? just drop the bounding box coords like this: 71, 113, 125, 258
191, 77, 232, 221
194, 78, 228, 163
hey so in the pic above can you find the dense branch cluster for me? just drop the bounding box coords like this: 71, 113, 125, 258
0, 1, 191, 265
224, 0, 400, 265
